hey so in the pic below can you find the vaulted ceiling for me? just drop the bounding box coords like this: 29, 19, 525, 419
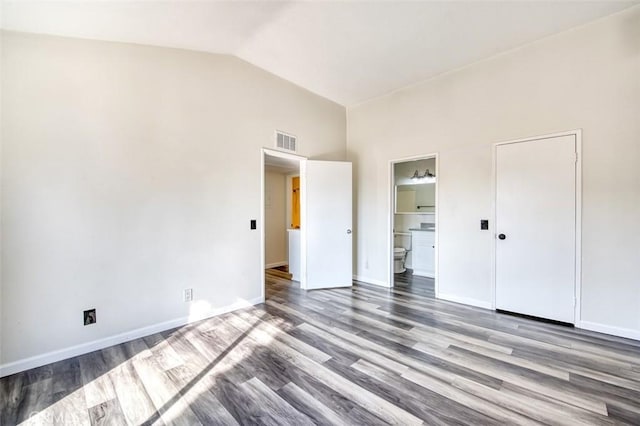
2, 1, 637, 106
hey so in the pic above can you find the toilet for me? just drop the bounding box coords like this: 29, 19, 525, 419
393, 233, 411, 274
394, 247, 407, 273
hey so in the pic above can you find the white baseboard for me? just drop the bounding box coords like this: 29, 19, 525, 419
578, 321, 640, 341
265, 261, 287, 269
412, 269, 435, 278
353, 274, 390, 288
437, 292, 493, 310
0, 296, 263, 378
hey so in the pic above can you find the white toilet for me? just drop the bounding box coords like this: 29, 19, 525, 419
394, 247, 407, 274
394, 233, 411, 274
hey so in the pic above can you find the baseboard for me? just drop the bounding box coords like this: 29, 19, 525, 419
578, 321, 640, 341
0, 296, 263, 378
353, 274, 390, 288
265, 261, 287, 269
437, 292, 493, 310
412, 269, 435, 278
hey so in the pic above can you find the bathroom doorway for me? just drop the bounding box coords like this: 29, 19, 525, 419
389, 154, 438, 295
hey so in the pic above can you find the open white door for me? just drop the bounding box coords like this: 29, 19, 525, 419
301, 160, 352, 290
495, 134, 577, 323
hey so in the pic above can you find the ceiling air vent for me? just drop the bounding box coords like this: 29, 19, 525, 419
275, 131, 297, 152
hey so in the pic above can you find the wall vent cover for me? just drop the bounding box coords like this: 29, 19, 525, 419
275, 131, 297, 152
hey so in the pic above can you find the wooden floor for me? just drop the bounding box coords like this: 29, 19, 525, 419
2, 273, 640, 425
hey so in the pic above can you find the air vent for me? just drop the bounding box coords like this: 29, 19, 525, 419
275, 131, 297, 152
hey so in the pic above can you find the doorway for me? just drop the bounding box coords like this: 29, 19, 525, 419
261, 149, 354, 300
261, 149, 304, 302
493, 130, 582, 324
389, 154, 439, 294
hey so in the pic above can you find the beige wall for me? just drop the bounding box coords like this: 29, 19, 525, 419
348, 7, 640, 335
0, 31, 345, 370
265, 170, 287, 267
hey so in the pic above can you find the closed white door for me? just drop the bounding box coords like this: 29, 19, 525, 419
301, 160, 352, 290
495, 135, 577, 323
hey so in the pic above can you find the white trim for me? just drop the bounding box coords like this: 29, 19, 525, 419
261, 150, 266, 302
300, 159, 308, 289
438, 293, 493, 310
490, 144, 497, 309
263, 147, 306, 162
578, 321, 640, 341
434, 154, 440, 298
0, 296, 263, 378
494, 129, 583, 146
388, 153, 439, 293
574, 130, 583, 325
412, 270, 435, 278
265, 261, 288, 269
491, 129, 583, 324
353, 274, 390, 288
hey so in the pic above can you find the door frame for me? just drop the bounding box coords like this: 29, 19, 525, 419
490, 129, 582, 323
388, 153, 439, 293
261, 148, 307, 302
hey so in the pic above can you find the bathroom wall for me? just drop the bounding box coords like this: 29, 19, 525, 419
265, 170, 287, 267
348, 6, 640, 337
394, 158, 436, 185
395, 214, 436, 233
0, 31, 346, 374
393, 158, 437, 231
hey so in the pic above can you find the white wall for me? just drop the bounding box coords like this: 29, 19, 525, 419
348, 7, 640, 336
0, 27, 3, 367
265, 170, 287, 267
0, 31, 345, 372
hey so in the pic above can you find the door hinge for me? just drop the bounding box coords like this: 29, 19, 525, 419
574, 152, 578, 162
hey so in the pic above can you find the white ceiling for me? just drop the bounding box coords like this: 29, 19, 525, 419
2, 1, 637, 106
265, 154, 300, 174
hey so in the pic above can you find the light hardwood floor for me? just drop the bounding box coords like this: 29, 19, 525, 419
2, 271, 640, 425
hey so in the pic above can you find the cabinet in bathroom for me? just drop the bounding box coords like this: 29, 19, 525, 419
411, 230, 435, 278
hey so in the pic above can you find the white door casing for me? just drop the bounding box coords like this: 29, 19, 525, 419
495, 134, 578, 324
301, 160, 353, 290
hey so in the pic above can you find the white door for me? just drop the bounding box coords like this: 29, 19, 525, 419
495, 135, 577, 323
301, 160, 352, 290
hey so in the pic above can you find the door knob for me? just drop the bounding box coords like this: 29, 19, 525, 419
346, 229, 352, 234
498, 233, 506, 240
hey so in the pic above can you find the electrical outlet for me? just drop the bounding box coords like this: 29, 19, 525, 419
183, 288, 193, 302
84, 309, 96, 326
